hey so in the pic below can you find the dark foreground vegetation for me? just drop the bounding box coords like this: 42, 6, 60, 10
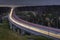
0, 19, 53, 40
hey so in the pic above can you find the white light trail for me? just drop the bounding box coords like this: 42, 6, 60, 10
9, 8, 60, 39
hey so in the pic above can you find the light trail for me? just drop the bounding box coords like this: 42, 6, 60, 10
9, 8, 60, 39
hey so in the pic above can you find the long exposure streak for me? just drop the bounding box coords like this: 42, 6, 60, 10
9, 8, 60, 39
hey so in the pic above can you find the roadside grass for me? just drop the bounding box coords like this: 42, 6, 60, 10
0, 19, 53, 40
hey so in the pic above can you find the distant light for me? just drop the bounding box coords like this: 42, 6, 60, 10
59, 17, 60, 20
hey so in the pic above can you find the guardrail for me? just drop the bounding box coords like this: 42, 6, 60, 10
8, 7, 60, 40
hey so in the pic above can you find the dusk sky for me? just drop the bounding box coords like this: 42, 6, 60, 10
0, 0, 60, 6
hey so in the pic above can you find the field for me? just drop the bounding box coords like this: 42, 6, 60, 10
0, 19, 53, 40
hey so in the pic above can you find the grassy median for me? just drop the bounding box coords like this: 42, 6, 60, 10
0, 19, 53, 40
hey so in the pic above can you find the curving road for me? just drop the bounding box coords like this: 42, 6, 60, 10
9, 7, 60, 39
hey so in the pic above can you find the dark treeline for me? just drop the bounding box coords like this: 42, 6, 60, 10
0, 7, 11, 23
15, 5, 60, 29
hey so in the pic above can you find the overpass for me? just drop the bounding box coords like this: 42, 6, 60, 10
0, 0, 60, 40
8, 7, 60, 40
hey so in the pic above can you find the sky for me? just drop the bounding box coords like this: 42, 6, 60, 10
0, 0, 60, 6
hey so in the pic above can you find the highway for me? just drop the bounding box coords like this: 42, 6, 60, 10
9, 7, 60, 39
0, 0, 60, 40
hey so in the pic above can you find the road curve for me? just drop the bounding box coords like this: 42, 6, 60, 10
9, 7, 60, 39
